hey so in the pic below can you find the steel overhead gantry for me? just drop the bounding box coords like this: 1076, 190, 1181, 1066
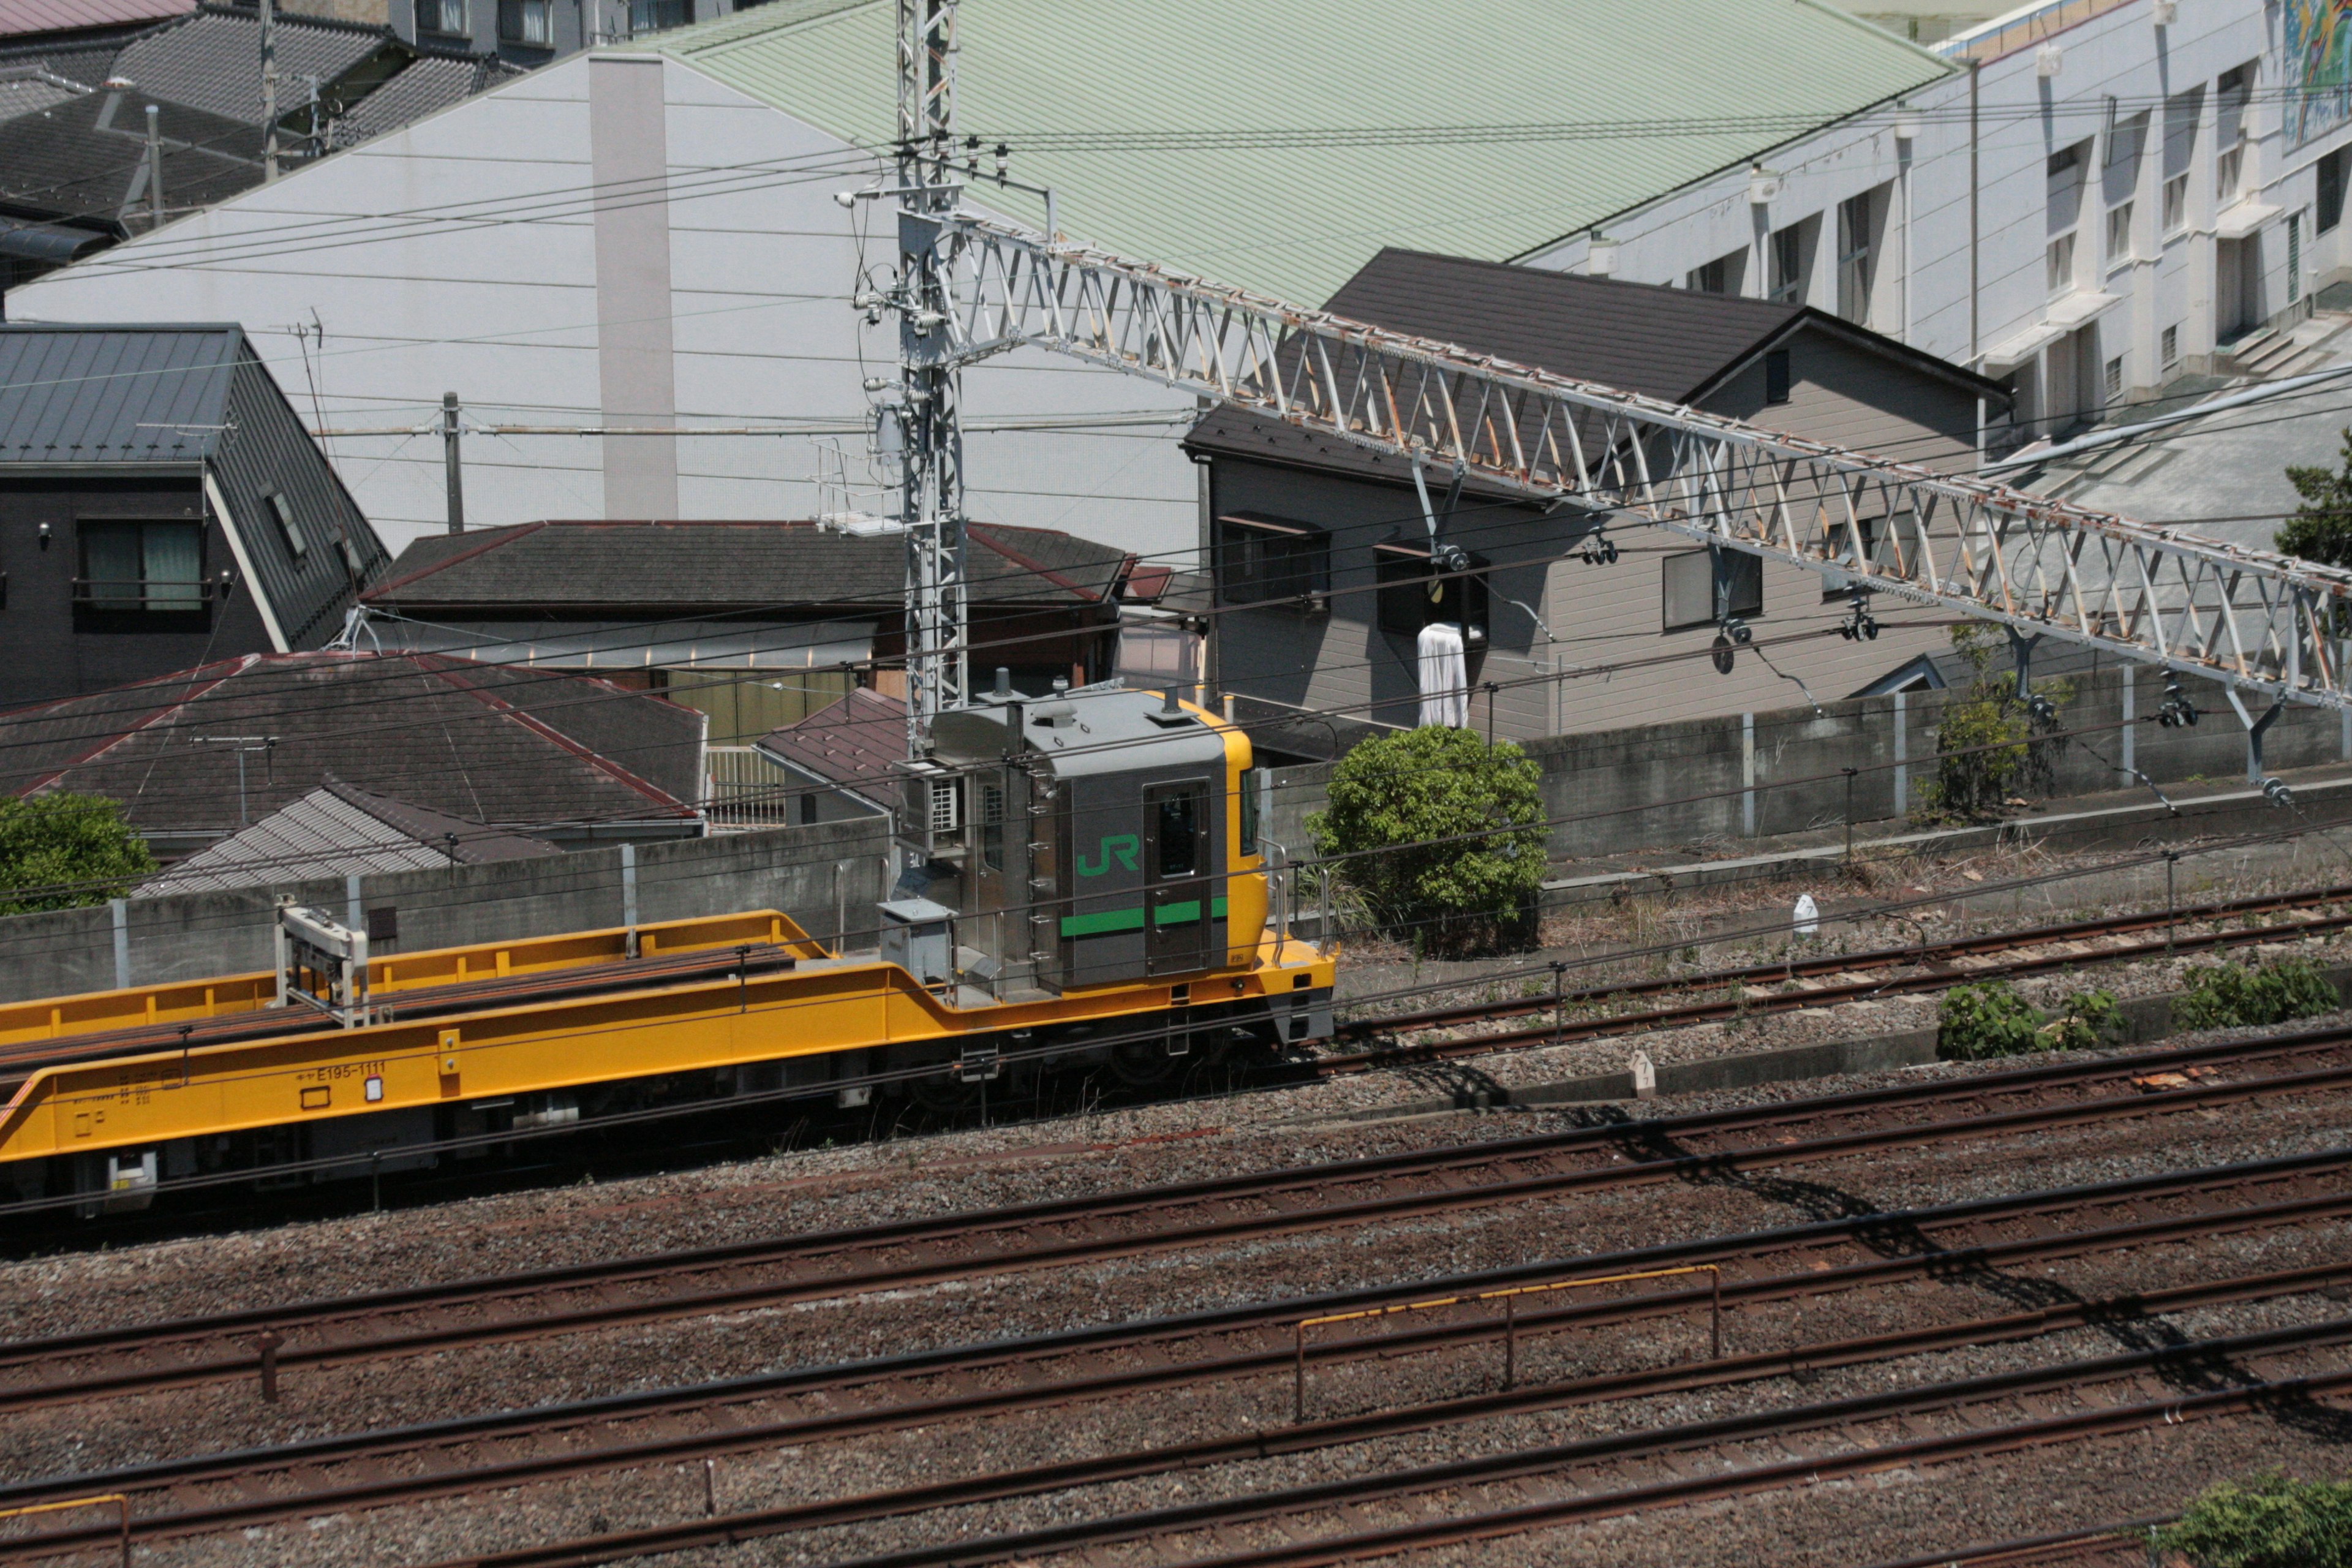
936, 217, 2352, 738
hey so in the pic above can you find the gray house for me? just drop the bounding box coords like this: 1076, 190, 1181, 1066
0, 322, 392, 708
1187, 250, 2011, 742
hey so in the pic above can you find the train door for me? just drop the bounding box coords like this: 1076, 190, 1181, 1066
969, 769, 1009, 967
1144, 778, 1210, 976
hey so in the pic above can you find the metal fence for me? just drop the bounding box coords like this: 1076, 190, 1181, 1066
703, 746, 794, 831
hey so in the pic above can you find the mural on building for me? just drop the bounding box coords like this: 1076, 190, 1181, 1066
2290, 0, 2352, 146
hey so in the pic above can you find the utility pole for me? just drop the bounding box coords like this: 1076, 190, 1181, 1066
260, 0, 279, 181
891, 0, 967, 757
442, 391, 465, 534
142, 105, 165, 229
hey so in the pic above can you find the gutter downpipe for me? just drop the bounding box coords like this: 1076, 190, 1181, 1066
1970, 58, 1985, 462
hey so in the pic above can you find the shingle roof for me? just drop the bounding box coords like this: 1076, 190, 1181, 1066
107, 5, 394, 125
754, 686, 901, 799
0, 322, 241, 462
137, 777, 560, 895
365, 519, 1134, 612
634, 0, 1954, 304
0, 652, 706, 834
0, 86, 262, 227
1186, 248, 2005, 478
0, 0, 192, 40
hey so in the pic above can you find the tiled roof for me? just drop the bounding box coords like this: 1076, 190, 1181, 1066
754, 686, 902, 798
328, 51, 519, 145
107, 5, 394, 124
366, 519, 1134, 612
0, 0, 192, 39
0, 86, 262, 226
0, 652, 707, 834
0, 64, 88, 116
138, 777, 560, 895
634, 0, 1954, 306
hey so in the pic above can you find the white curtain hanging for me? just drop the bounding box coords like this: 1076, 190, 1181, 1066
1416, 620, 1468, 729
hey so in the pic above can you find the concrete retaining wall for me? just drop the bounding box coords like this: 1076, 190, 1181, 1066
1265, 665, 2350, 866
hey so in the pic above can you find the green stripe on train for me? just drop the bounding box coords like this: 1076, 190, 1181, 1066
1060, 896, 1229, 939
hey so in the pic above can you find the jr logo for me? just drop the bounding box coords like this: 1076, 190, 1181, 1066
1076, 834, 1141, 877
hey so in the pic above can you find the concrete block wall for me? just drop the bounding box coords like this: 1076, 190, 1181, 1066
0, 818, 894, 1005
1265, 665, 2350, 867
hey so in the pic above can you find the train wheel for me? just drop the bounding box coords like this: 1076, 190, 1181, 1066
908, 1072, 984, 1115
1109, 1030, 1182, 1088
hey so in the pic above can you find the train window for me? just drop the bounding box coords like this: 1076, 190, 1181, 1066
1153, 788, 1202, 878
1240, 767, 1264, 857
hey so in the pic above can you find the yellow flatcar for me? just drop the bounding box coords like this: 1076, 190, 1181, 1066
0, 685, 1334, 1211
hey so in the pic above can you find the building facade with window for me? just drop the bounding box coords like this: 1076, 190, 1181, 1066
0, 323, 392, 710
1530, 0, 2352, 443
1189, 252, 2007, 739
388, 0, 766, 69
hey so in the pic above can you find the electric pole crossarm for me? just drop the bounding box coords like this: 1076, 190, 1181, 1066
937, 213, 2352, 713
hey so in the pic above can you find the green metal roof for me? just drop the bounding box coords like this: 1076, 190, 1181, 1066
643, 0, 1953, 306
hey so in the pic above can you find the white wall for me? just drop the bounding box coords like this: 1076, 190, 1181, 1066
10, 56, 1200, 565
1523, 0, 2351, 444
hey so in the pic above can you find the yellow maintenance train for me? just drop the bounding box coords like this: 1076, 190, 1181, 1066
0, 685, 1335, 1211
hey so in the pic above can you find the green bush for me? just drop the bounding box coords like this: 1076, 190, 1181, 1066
2174, 957, 2340, 1032
1916, 625, 2071, 821
0, 793, 156, 914
2152, 1472, 2352, 1568
1305, 726, 1548, 956
1939, 979, 2121, 1059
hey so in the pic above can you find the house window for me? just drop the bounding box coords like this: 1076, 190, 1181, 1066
263, 489, 306, 559
2321, 148, 2346, 234
2045, 232, 2076, 300
1374, 540, 1487, 640
1686, 252, 1740, 295
2216, 63, 2252, 208
78, 520, 203, 612
497, 0, 550, 42
1768, 221, 1808, 304
1819, 514, 1897, 599
1835, 192, 1873, 323
2290, 211, 2304, 303
2106, 200, 2134, 266
2162, 324, 2179, 368
627, 0, 687, 31
1661, 548, 1762, 633
2103, 355, 2124, 401
1763, 348, 1792, 405
2216, 140, 2244, 207
1215, 513, 1329, 605
2162, 173, 2189, 235
414, 0, 466, 33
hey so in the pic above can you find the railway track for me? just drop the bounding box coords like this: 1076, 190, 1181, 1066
1323, 878, 2352, 1072
396, 1311, 2352, 1568
13, 1025, 2352, 1420
7, 1024, 2352, 1414
6, 1144, 2348, 1558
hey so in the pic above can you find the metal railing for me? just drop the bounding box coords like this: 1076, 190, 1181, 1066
703, 745, 794, 829
70, 578, 213, 611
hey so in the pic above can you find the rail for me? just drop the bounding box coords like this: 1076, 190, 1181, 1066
1293, 1264, 1721, 1420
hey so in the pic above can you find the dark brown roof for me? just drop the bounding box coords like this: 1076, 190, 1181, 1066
753, 687, 902, 799
364, 519, 1136, 616
0, 651, 704, 834
1186, 248, 2005, 478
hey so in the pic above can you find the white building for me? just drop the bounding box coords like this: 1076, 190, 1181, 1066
3, 0, 1956, 560
1525, 0, 2352, 447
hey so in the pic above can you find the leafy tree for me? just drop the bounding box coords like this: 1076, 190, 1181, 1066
2151, 1472, 2352, 1568
2280, 428, 2352, 570
0, 793, 157, 914
1306, 726, 1548, 954
1918, 624, 2071, 821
